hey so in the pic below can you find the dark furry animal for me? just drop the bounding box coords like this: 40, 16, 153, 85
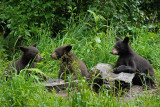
4, 43, 46, 80
50, 45, 89, 80
110, 36, 155, 88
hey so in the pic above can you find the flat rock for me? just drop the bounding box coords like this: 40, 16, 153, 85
90, 63, 135, 83
43, 79, 77, 92
109, 72, 135, 83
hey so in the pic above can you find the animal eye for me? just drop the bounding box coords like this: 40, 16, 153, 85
116, 46, 119, 49
54, 51, 58, 54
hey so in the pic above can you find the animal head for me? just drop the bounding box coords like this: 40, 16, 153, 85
110, 36, 130, 55
20, 43, 43, 62
50, 45, 72, 60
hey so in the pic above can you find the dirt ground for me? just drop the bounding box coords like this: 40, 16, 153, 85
120, 85, 159, 102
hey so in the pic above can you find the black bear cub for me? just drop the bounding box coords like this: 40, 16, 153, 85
5, 43, 46, 80
50, 45, 89, 80
110, 36, 155, 88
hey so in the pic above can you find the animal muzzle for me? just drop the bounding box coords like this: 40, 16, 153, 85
110, 48, 118, 55
35, 54, 43, 62
50, 52, 57, 59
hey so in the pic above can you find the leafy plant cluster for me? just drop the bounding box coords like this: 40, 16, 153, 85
90, 0, 160, 35
0, 0, 72, 38
0, 0, 159, 39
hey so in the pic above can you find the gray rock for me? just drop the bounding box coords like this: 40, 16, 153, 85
89, 63, 135, 90
90, 63, 135, 82
42, 79, 78, 92
109, 72, 135, 83
90, 63, 112, 79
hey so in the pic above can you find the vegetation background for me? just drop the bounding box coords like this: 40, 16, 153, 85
0, 0, 160, 106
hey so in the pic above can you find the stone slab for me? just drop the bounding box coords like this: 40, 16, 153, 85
90, 63, 135, 83
43, 79, 78, 91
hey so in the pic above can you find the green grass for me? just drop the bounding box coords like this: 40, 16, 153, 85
0, 17, 160, 107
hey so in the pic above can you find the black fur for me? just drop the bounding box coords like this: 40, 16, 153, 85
50, 45, 89, 80
4, 43, 46, 80
111, 36, 155, 88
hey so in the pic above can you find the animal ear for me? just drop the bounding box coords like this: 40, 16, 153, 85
123, 37, 129, 43
32, 43, 37, 47
115, 36, 121, 41
65, 45, 72, 53
20, 46, 28, 52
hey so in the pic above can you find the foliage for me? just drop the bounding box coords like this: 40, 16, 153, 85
0, 0, 94, 38
89, 0, 160, 35
0, 0, 159, 40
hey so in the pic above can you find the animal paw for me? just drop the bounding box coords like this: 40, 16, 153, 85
113, 68, 120, 74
